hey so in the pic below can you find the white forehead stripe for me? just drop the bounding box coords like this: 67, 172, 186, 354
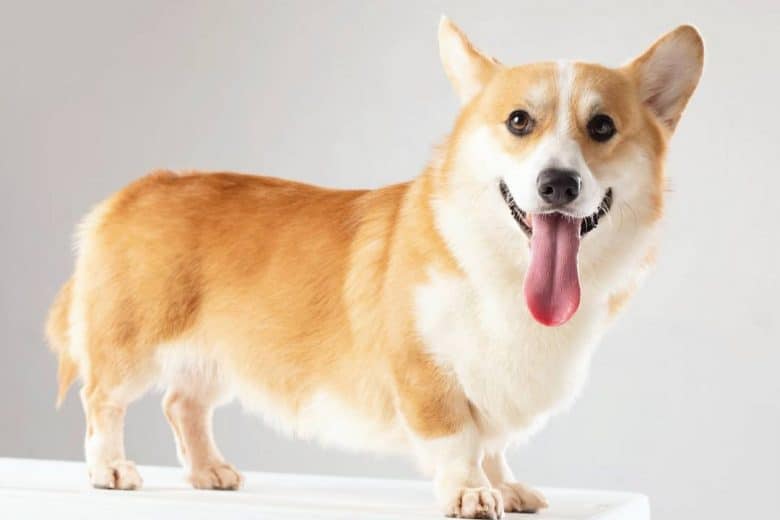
556, 60, 574, 134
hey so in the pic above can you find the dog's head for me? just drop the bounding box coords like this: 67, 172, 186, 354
437, 17, 703, 326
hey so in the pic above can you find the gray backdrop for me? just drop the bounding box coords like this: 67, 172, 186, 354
2, 1, 778, 519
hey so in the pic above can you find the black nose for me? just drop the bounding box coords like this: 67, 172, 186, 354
537, 168, 581, 205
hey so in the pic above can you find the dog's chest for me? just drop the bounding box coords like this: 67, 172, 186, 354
414, 271, 605, 435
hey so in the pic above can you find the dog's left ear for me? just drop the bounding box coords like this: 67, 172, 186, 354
625, 25, 704, 131
438, 16, 501, 105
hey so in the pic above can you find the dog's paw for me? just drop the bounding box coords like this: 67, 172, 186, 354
444, 486, 504, 519
496, 482, 548, 513
189, 462, 243, 490
89, 460, 142, 490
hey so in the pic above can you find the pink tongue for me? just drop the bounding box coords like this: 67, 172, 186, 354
523, 214, 582, 326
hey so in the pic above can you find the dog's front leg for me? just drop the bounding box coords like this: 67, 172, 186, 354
483, 450, 548, 514
421, 424, 504, 519
396, 363, 502, 518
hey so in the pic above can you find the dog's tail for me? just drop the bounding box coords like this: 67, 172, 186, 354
45, 278, 78, 408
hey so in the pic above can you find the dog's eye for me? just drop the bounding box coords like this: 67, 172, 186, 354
506, 110, 535, 136
587, 114, 616, 142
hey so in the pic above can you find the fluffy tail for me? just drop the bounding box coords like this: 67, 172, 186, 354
45, 278, 78, 407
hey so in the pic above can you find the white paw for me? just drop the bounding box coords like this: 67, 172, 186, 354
497, 482, 548, 513
444, 486, 504, 519
189, 462, 243, 490
89, 460, 142, 490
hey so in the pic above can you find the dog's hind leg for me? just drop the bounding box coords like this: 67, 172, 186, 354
81, 372, 151, 490
162, 361, 242, 490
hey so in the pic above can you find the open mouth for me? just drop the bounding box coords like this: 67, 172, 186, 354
498, 180, 613, 238
498, 179, 613, 328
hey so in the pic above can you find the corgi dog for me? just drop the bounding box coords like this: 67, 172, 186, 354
46, 17, 703, 519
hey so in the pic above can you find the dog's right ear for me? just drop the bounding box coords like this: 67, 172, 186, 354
438, 16, 501, 105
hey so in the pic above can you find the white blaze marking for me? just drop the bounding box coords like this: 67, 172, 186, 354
556, 60, 574, 135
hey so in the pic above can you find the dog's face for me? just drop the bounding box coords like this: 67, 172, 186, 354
438, 19, 703, 326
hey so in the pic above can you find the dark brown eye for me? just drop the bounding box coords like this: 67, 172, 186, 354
587, 114, 616, 142
506, 110, 535, 136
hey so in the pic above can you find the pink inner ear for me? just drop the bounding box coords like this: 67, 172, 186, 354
644, 91, 677, 128
640, 57, 686, 117
635, 28, 703, 129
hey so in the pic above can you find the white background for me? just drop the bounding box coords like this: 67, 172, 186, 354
1, 1, 778, 519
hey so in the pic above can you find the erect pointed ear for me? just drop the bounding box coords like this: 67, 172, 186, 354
625, 25, 704, 131
438, 16, 501, 105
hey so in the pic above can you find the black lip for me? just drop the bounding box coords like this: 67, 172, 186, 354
498, 180, 532, 236
499, 179, 613, 238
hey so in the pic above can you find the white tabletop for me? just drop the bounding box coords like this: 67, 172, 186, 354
0, 458, 649, 519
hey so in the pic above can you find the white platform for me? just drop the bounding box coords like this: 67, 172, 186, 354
0, 458, 649, 519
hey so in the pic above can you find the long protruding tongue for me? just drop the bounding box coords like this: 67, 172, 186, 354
524, 213, 582, 326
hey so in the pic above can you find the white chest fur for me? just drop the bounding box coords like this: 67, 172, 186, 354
415, 268, 608, 439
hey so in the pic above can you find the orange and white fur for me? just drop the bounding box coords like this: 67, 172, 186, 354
46, 18, 703, 519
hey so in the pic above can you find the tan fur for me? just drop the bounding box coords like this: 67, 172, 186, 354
45, 278, 77, 407
45, 19, 702, 518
